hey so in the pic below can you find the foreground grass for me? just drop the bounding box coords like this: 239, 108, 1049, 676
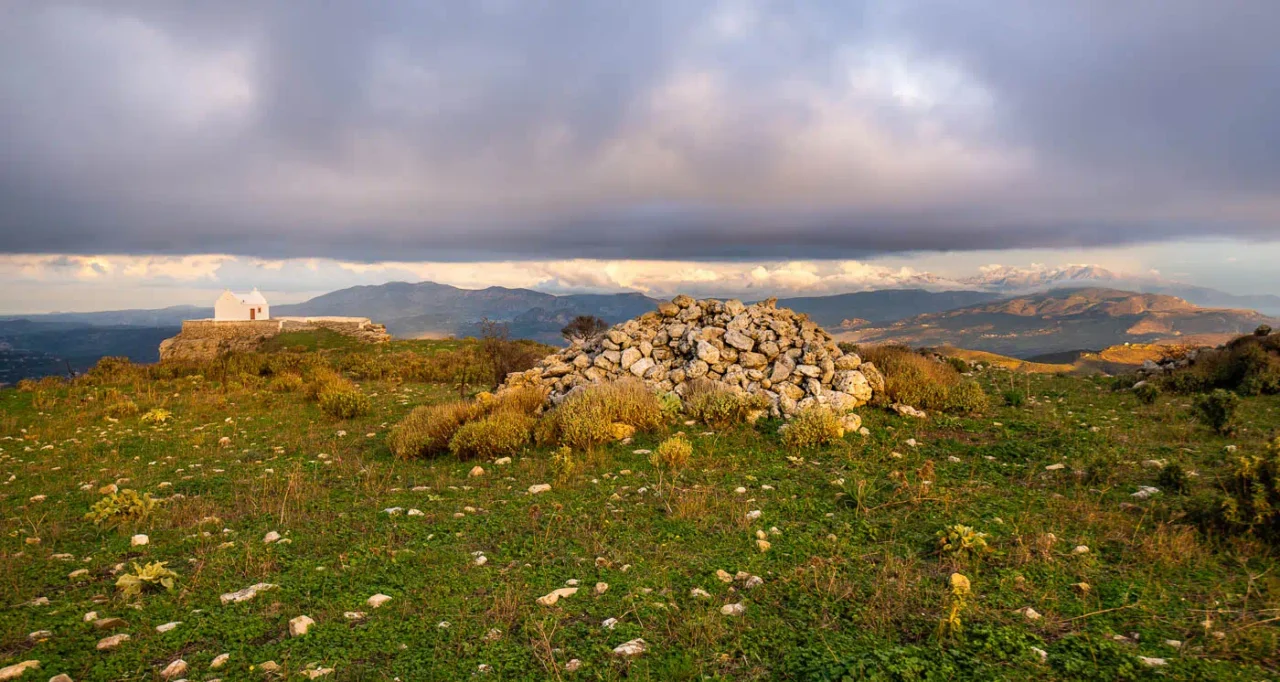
1, 343, 1278, 680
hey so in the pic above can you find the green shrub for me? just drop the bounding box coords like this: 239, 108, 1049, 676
1193, 389, 1240, 435
1157, 463, 1190, 495
683, 379, 769, 428
651, 435, 693, 470
781, 406, 844, 450
318, 382, 372, 418
269, 373, 305, 393
945, 357, 971, 374
1215, 436, 1280, 542
658, 392, 683, 421
1256, 324, 1273, 337
85, 489, 158, 529
859, 345, 989, 413
448, 411, 534, 460
389, 400, 485, 459
303, 365, 346, 400
1134, 382, 1160, 405
140, 408, 172, 424
1002, 390, 1025, 407
116, 561, 177, 599
537, 380, 664, 450
1162, 333, 1280, 396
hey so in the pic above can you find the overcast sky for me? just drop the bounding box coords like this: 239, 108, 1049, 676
1, 1, 1278, 312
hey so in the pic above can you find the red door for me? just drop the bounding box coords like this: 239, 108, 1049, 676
250, 308, 256, 320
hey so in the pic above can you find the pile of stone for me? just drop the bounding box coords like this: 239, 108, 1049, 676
1136, 348, 1207, 376
502, 296, 883, 417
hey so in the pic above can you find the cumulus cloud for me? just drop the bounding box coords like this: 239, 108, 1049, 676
1, 2, 1277, 262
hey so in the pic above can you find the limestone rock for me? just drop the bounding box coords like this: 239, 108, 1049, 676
96, 634, 129, 651
160, 659, 187, 680
612, 638, 647, 658
0, 661, 38, 681
289, 615, 315, 637
536, 587, 578, 606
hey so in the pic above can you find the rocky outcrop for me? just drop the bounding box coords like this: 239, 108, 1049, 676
501, 296, 879, 417
159, 317, 389, 362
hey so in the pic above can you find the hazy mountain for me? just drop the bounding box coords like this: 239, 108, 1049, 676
775, 289, 1002, 328
0, 320, 178, 383
840, 287, 1275, 358
5, 305, 211, 327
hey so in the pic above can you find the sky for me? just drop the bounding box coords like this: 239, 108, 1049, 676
1, 1, 1278, 314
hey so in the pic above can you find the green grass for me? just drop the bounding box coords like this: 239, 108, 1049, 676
1, 344, 1278, 680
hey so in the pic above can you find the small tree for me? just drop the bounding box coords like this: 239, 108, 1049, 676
1256, 324, 1273, 337
561, 315, 608, 343
1193, 389, 1241, 436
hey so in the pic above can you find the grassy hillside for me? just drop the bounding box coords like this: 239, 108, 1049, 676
1, 336, 1277, 680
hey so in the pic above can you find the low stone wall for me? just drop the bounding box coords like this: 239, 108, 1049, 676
160, 316, 390, 362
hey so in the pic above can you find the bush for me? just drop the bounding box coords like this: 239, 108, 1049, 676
936, 524, 990, 561
1256, 324, 1273, 337
318, 382, 372, 419
1002, 390, 1025, 408
85, 489, 158, 529
104, 396, 139, 418
946, 357, 972, 374
651, 435, 693, 470
1162, 333, 1280, 396
1134, 382, 1160, 405
389, 400, 485, 459
489, 385, 547, 416
269, 373, 305, 393
448, 411, 534, 460
859, 346, 989, 413
1157, 463, 1190, 495
781, 406, 844, 450
537, 380, 664, 450
683, 379, 769, 428
140, 408, 172, 424
303, 365, 347, 400
1193, 389, 1240, 435
1214, 436, 1280, 542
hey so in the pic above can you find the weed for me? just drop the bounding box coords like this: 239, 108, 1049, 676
116, 561, 178, 599
651, 434, 693, 471
537, 379, 663, 449
1157, 462, 1190, 494
318, 382, 372, 418
682, 379, 769, 428
861, 345, 989, 413
85, 489, 158, 529
1134, 382, 1160, 405
1003, 389, 1026, 407
388, 400, 484, 459
937, 524, 991, 561
269, 373, 305, 392
140, 407, 172, 424
781, 406, 843, 449
448, 411, 534, 460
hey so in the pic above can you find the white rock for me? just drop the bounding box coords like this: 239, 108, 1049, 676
289, 615, 315, 637
382, 507, 403, 515
220, 583, 278, 605
155, 621, 180, 633
536, 587, 578, 606
469, 466, 485, 478
160, 659, 187, 680
1019, 607, 1041, 621
1071, 545, 1090, 555
1045, 463, 1066, 471
343, 612, 365, 620
1138, 657, 1167, 667
494, 457, 511, 465
565, 659, 582, 672
262, 531, 281, 544
96, 634, 130, 650
602, 617, 618, 629
131, 534, 149, 546
1030, 647, 1048, 663
721, 602, 746, 616
612, 638, 647, 658
1131, 486, 1160, 500
746, 510, 762, 520
0, 661, 39, 681
594, 582, 609, 595
528, 484, 552, 495
367, 594, 392, 608
474, 555, 488, 566
210, 654, 230, 669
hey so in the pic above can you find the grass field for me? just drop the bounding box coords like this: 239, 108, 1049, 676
2, 338, 1278, 680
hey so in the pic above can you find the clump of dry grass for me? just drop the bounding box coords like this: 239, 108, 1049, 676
781, 406, 843, 450
449, 411, 535, 460
389, 400, 486, 459
651, 434, 693, 470
536, 379, 665, 450
317, 381, 372, 418
682, 379, 769, 428
859, 345, 989, 413
269, 373, 305, 393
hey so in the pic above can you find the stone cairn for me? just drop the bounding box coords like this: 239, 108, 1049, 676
502, 295, 884, 417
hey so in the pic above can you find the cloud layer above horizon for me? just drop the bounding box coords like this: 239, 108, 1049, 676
2, 1, 1279, 262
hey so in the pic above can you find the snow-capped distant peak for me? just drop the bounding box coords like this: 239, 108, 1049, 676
962, 264, 1129, 292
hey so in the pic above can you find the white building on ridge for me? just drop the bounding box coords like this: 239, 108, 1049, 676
214, 289, 270, 321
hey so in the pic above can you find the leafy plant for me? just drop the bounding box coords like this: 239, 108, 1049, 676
1193, 389, 1240, 435
657, 392, 683, 421
1134, 382, 1160, 405
85, 489, 158, 529
937, 524, 991, 560
1003, 390, 1026, 407
140, 407, 172, 424
560, 315, 609, 342
551, 445, 578, 480
536, 380, 664, 450
269, 373, 304, 393
683, 379, 769, 428
1216, 435, 1280, 542
1157, 462, 1190, 495
939, 572, 971, 639
116, 561, 178, 599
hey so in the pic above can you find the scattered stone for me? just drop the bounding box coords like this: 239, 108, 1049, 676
27, 631, 51, 643
721, 602, 746, 616
716, 570, 733, 583
536, 587, 579, 606
468, 466, 485, 478
343, 612, 365, 621
1071, 582, 1091, 595
210, 654, 229, 669
1030, 647, 1048, 663
1132, 486, 1161, 500
304, 668, 335, 679
494, 457, 511, 465
746, 509, 762, 520
407, 508, 423, 517
0, 661, 39, 680
594, 582, 609, 595
1164, 639, 1183, 649
96, 634, 130, 651
690, 588, 711, 599
565, 659, 582, 672
220, 583, 278, 605
49, 674, 73, 682
528, 484, 552, 495
160, 659, 187, 680
92, 617, 128, 630
1138, 657, 1167, 667
289, 615, 315, 637
890, 403, 927, 419
743, 575, 764, 590
155, 621, 181, 633
367, 594, 392, 608
1045, 463, 1066, 471
1018, 607, 1042, 621
68, 569, 88, 580
602, 617, 618, 629
262, 531, 281, 544
258, 662, 280, 673
130, 534, 149, 547
1071, 545, 1090, 555
612, 638, 647, 658
756, 539, 771, 552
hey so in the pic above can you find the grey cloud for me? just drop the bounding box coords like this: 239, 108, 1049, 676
1, 1, 1277, 262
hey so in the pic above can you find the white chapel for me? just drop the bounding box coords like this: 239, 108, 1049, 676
214, 289, 270, 321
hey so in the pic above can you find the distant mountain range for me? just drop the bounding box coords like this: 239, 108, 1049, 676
2, 277, 1276, 382
839, 287, 1275, 357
